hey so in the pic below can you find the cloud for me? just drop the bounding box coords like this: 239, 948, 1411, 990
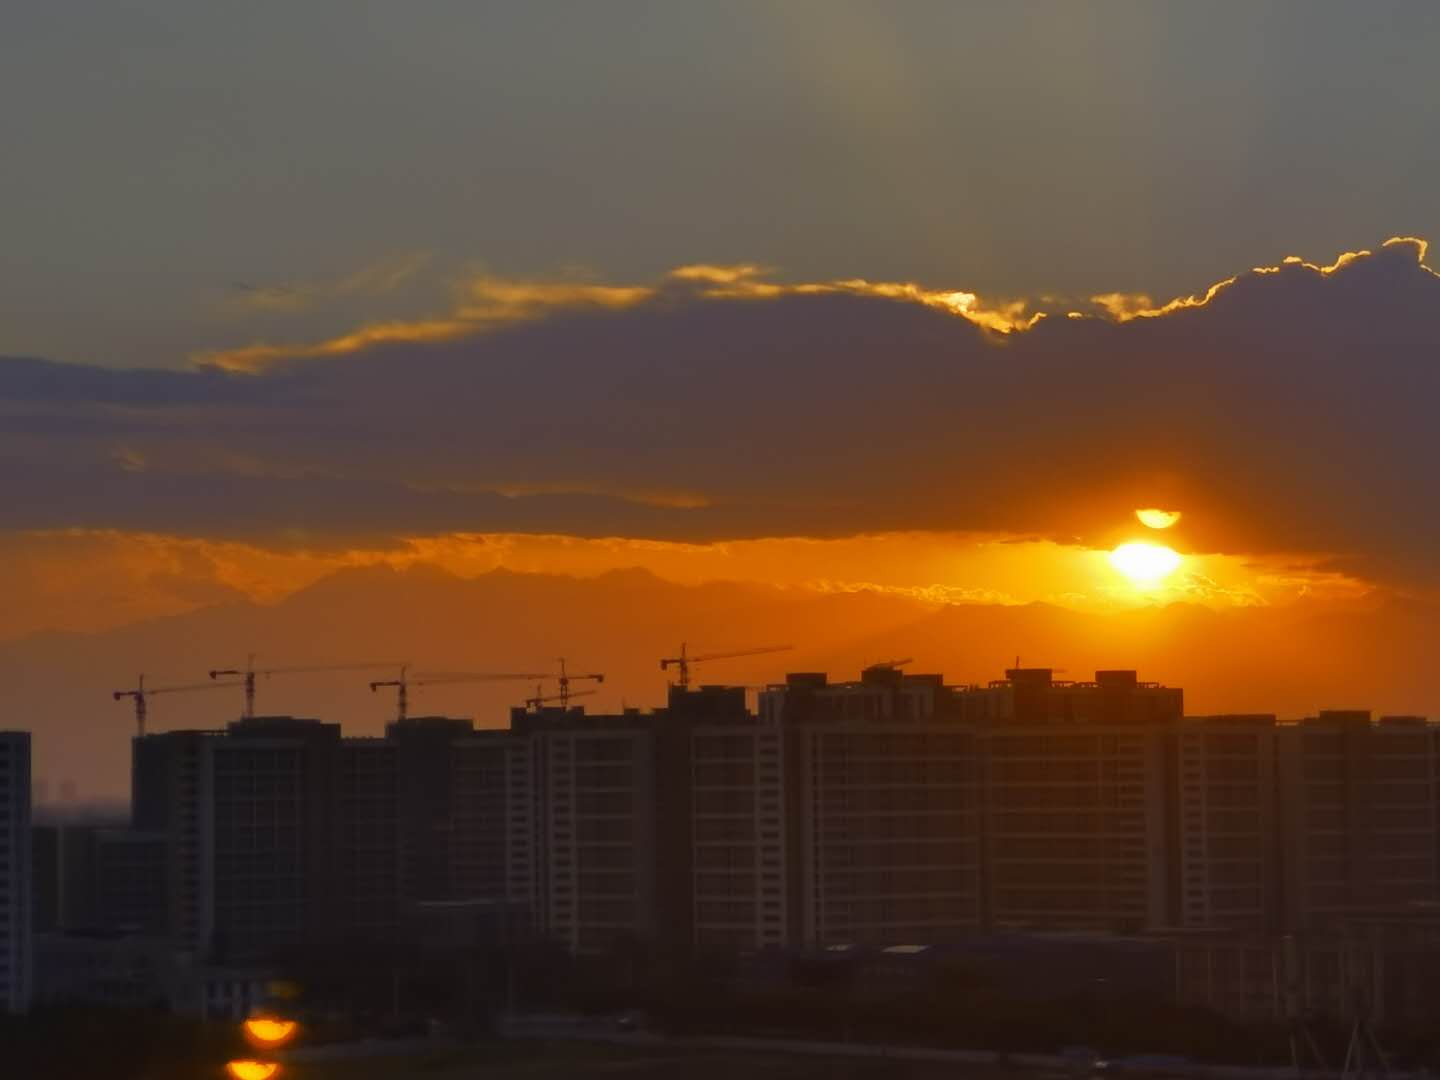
197, 261, 1040, 372
224, 251, 433, 313
2, 237, 1439, 590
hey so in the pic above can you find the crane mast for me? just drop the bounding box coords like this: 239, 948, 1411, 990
112, 674, 244, 738
659, 642, 793, 690
369, 667, 557, 724
555, 657, 604, 708
209, 656, 406, 718
524, 687, 597, 711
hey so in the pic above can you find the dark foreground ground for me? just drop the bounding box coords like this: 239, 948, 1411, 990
290, 1040, 1013, 1079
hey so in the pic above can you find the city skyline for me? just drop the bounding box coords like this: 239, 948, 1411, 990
7, 2, 1440, 1058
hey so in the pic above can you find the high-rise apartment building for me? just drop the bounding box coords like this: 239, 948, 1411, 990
31, 824, 168, 934
118, 667, 1440, 972
133, 716, 399, 960
208, 716, 341, 958
763, 667, 983, 946
959, 669, 1183, 933
339, 737, 401, 940
132, 729, 210, 953
1277, 712, 1439, 931
0, 732, 31, 1013
687, 720, 789, 949
521, 710, 660, 954
1173, 715, 1280, 932
451, 730, 538, 923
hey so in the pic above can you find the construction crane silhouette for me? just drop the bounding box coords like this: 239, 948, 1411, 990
207, 656, 407, 718
659, 643, 793, 690
524, 687, 598, 712
554, 657, 604, 708
112, 674, 245, 738
368, 667, 554, 723
872, 657, 913, 669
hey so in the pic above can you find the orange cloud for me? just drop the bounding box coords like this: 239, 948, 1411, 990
1090, 276, 1239, 322
196, 262, 1044, 371
1087, 236, 1435, 322
0, 526, 1373, 642
197, 239, 1435, 372
197, 317, 472, 372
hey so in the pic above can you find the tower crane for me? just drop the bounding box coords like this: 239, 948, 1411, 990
112, 674, 245, 738
523, 687, 597, 712
555, 657, 604, 708
368, 667, 552, 724
659, 643, 793, 690
207, 656, 408, 718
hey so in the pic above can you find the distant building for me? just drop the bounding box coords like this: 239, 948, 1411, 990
1174, 905, 1440, 1028
29, 824, 166, 935
518, 707, 661, 954
339, 735, 401, 939
0, 732, 32, 1012
1174, 715, 1281, 932
1277, 712, 1439, 931
959, 669, 1183, 933
133, 716, 403, 961
30, 824, 58, 934
116, 666, 1440, 989
131, 729, 211, 954
31, 928, 275, 1020
763, 667, 982, 945
673, 686, 789, 952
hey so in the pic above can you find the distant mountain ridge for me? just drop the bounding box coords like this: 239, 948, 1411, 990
5, 562, 1438, 801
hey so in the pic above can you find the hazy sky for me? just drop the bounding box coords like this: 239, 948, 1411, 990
4, 1, 1440, 369
10, 3, 1440, 785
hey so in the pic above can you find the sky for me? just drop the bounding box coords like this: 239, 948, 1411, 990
6, 3, 1440, 779
4, 2, 1440, 369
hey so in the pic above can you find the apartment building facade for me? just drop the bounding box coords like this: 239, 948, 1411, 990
0, 732, 31, 1013
1174, 715, 1281, 932
1277, 712, 1439, 931
959, 669, 1183, 933
763, 668, 983, 946
119, 669, 1440, 970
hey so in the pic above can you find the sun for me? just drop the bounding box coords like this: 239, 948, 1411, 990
1109, 541, 1182, 585
1135, 508, 1181, 529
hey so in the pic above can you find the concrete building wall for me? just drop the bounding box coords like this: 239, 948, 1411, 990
960, 669, 1183, 934
339, 739, 400, 940
208, 737, 308, 956
796, 724, 982, 944
132, 730, 213, 954
534, 723, 657, 953
689, 724, 788, 949
1175, 716, 1280, 932
0, 732, 31, 1013
982, 724, 1171, 932
1277, 713, 1439, 932
448, 731, 540, 940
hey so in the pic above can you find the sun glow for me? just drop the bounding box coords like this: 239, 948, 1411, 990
1109, 542, 1183, 585
1135, 508, 1181, 530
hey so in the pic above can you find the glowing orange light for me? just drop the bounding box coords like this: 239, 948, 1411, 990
242, 1017, 299, 1049
1109, 542, 1182, 585
226, 1061, 281, 1080
1135, 508, 1181, 530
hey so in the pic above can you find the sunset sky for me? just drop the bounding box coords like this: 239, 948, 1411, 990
6, 3, 1440, 793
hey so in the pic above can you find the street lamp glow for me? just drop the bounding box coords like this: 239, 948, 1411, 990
226, 1062, 281, 1080
242, 1017, 299, 1049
